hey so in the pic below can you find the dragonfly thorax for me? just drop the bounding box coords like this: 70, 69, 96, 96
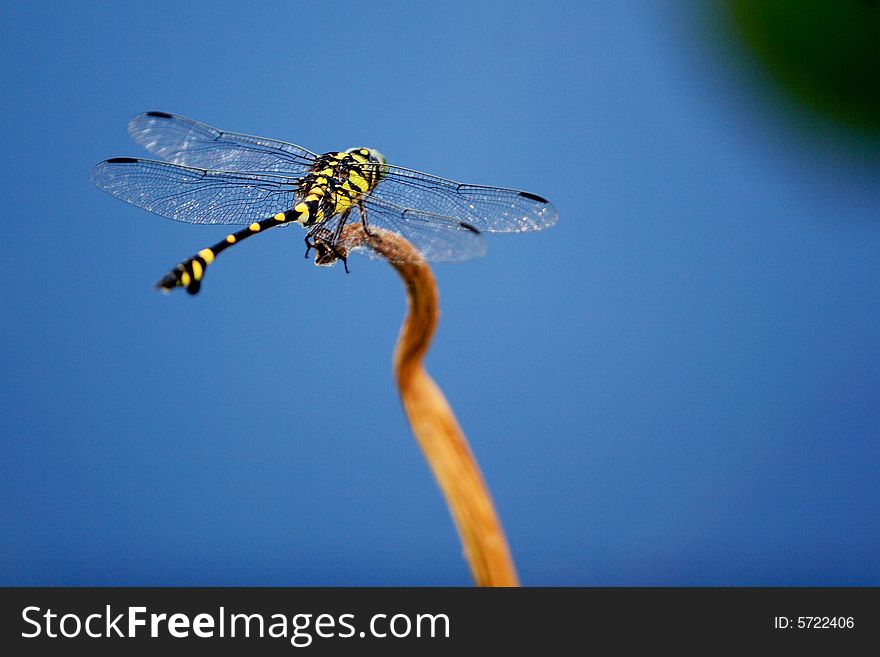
293, 149, 387, 225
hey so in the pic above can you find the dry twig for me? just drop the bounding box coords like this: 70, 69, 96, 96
338, 223, 519, 587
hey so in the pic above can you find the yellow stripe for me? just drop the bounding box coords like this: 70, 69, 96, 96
226, 234, 236, 244
181, 271, 191, 287
198, 248, 215, 264
348, 171, 368, 192
249, 222, 261, 232
191, 259, 203, 281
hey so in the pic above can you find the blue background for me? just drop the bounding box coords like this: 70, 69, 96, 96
2, 2, 878, 585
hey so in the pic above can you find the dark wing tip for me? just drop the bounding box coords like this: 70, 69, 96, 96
458, 221, 481, 234
145, 111, 174, 119
518, 191, 549, 204
105, 157, 139, 164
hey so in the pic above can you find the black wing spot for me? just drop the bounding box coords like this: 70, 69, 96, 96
106, 157, 139, 163
459, 221, 481, 234
518, 191, 548, 204
145, 111, 174, 119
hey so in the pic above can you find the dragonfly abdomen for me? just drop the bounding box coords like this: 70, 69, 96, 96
155, 210, 299, 294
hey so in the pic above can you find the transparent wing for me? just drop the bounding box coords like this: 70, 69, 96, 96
370, 163, 558, 233
128, 111, 318, 176
334, 198, 486, 263
127, 112, 556, 231
90, 157, 298, 225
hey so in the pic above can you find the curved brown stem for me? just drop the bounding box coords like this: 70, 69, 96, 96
339, 223, 519, 587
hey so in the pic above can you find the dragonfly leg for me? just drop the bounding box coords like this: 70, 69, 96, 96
358, 201, 373, 237
156, 212, 291, 294
304, 224, 328, 260
331, 214, 352, 273
304, 214, 353, 273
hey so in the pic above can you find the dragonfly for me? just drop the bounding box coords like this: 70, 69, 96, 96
90, 112, 558, 294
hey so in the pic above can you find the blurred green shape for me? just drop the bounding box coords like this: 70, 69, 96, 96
730, 0, 880, 134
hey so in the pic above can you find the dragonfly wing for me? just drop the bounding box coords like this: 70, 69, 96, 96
373, 164, 558, 233
339, 198, 486, 263
90, 157, 297, 225
128, 111, 318, 176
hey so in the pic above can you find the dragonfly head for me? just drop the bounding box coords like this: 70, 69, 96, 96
346, 147, 389, 182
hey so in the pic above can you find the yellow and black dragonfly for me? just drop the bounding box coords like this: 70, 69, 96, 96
91, 112, 558, 294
